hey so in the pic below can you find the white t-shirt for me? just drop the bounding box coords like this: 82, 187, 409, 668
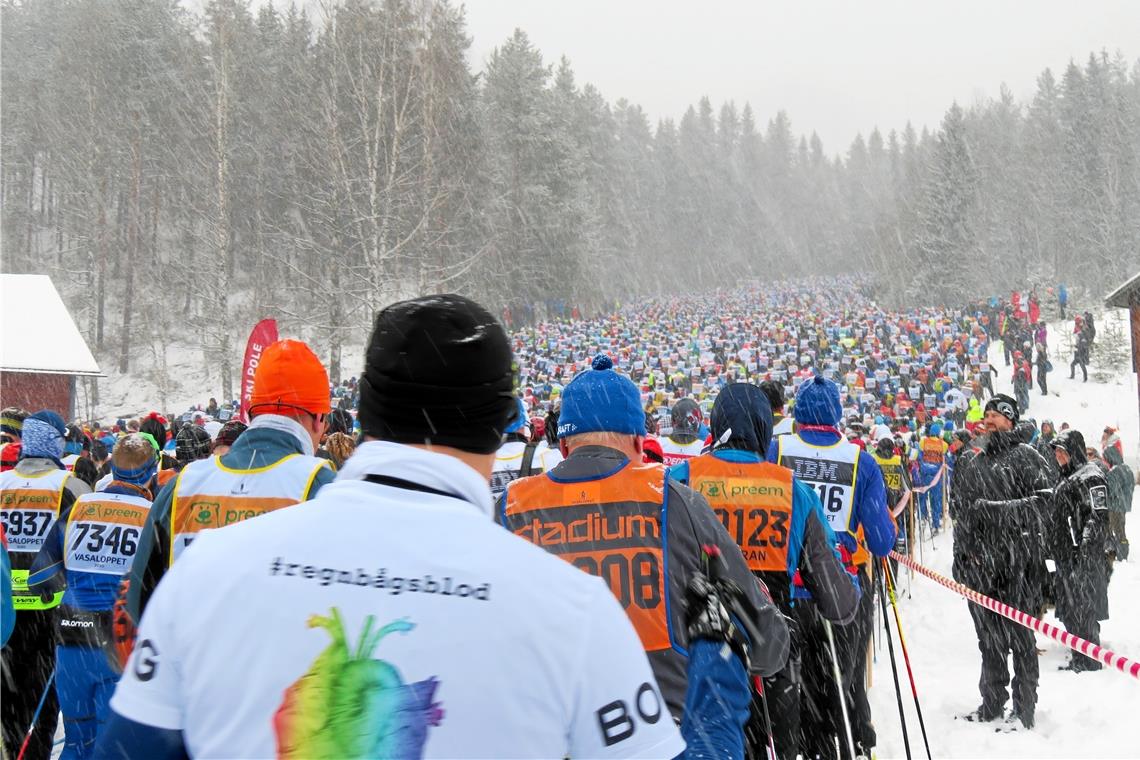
659, 436, 705, 466
533, 440, 564, 472
111, 441, 684, 760
772, 417, 795, 438
490, 440, 529, 499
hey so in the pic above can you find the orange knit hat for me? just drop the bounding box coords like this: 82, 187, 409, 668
248, 340, 331, 417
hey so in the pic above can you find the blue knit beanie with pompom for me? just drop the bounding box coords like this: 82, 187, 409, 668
557, 354, 646, 439
793, 375, 843, 427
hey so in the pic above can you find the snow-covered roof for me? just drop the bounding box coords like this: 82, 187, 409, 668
1105, 271, 1140, 309
1, 274, 102, 376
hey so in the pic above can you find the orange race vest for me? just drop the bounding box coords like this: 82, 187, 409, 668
688, 454, 793, 573
503, 463, 672, 652
846, 524, 871, 568
920, 436, 946, 465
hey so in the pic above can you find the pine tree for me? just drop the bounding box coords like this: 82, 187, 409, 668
913, 103, 979, 305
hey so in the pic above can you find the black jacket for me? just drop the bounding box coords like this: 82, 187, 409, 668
950, 430, 1055, 611
1048, 431, 1111, 621
1034, 433, 1060, 479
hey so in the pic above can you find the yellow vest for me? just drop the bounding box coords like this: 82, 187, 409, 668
170, 454, 329, 564
0, 467, 71, 610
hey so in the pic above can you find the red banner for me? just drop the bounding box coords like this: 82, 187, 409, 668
239, 319, 278, 422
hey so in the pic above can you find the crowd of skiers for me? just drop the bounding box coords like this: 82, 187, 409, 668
0, 280, 1134, 760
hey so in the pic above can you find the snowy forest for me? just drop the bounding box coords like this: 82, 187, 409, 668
2, 0, 1140, 397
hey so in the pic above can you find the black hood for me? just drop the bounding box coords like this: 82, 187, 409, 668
1014, 420, 1036, 444
1050, 429, 1088, 473
711, 382, 773, 455
671, 397, 702, 435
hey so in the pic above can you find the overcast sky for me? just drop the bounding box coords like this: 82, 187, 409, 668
462, 0, 1140, 154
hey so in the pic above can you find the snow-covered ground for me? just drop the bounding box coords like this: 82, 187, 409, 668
869, 528, 1139, 759
869, 313, 1139, 760
83, 338, 369, 422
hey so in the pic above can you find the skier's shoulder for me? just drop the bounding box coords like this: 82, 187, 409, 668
664, 471, 709, 517
1011, 440, 1050, 469
1073, 462, 1108, 488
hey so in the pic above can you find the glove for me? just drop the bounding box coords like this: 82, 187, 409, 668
111, 579, 138, 672
684, 573, 752, 672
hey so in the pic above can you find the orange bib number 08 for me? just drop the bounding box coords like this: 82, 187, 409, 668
570, 550, 661, 610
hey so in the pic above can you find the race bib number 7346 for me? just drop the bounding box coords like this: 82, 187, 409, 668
66, 521, 142, 574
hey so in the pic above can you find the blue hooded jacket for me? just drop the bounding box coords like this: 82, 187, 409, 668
766, 375, 896, 567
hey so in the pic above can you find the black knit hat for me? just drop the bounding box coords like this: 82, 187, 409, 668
1, 408, 26, 440
984, 394, 1019, 426
327, 409, 354, 436
176, 424, 212, 465
357, 295, 516, 454
212, 420, 247, 451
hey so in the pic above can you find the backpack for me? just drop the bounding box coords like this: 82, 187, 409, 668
519, 441, 541, 477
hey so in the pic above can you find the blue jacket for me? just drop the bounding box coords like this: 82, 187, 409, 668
29, 482, 153, 611
1, 539, 12, 646
767, 429, 896, 562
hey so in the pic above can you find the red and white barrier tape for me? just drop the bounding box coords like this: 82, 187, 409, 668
911, 463, 945, 495
889, 550, 1140, 681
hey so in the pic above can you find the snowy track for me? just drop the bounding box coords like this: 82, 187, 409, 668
869, 525, 1139, 759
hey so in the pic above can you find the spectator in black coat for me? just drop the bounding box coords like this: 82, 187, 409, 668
1047, 429, 1111, 673
950, 394, 1055, 729
1069, 336, 1091, 382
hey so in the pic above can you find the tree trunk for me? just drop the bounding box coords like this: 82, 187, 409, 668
54, 194, 64, 266
23, 151, 36, 267
95, 175, 109, 350
119, 131, 143, 374
214, 12, 234, 402
328, 252, 344, 384
39, 160, 48, 219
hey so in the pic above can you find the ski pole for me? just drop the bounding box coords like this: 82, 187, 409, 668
907, 498, 914, 598
916, 502, 925, 565
879, 568, 912, 760
702, 544, 776, 759
753, 675, 777, 760
16, 669, 56, 760
823, 619, 856, 760
905, 494, 915, 598
882, 558, 932, 760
